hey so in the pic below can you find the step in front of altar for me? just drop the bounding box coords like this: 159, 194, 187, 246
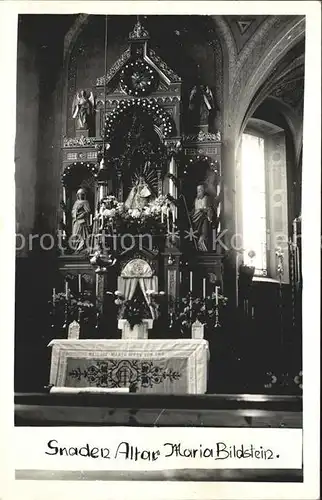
48, 339, 209, 394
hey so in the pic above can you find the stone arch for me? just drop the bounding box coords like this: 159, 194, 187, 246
209, 16, 237, 136
233, 17, 305, 137
63, 14, 90, 62
255, 96, 302, 160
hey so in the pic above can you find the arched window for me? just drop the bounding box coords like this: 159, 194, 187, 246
240, 120, 290, 283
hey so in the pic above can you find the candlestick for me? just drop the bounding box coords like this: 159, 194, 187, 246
63, 283, 69, 331
78, 274, 82, 294
189, 272, 193, 293
214, 305, 220, 328
51, 288, 56, 329
203, 278, 206, 299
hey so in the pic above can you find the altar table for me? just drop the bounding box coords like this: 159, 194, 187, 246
48, 339, 210, 394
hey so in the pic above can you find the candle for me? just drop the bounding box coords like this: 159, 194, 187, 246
215, 286, 219, 306
99, 184, 104, 200
78, 274, 82, 293
203, 278, 206, 299
180, 271, 182, 282
167, 207, 170, 233
169, 157, 175, 197
172, 206, 176, 231
65, 281, 69, 300
52, 288, 56, 305
161, 209, 164, 224
96, 275, 99, 297
189, 272, 193, 292
62, 187, 66, 225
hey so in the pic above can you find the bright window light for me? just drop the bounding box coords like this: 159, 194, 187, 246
241, 133, 267, 275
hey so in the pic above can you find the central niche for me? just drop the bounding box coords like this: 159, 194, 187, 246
106, 104, 168, 202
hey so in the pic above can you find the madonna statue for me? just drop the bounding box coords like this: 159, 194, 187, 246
125, 175, 154, 210
71, 188, 91, 253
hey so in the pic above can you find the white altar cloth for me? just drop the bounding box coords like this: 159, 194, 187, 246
48, 339, 210, 394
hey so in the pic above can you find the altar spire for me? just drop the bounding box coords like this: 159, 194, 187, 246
128, 17, 150, 40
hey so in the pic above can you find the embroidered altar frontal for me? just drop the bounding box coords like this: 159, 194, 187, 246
48, 339, 210, 394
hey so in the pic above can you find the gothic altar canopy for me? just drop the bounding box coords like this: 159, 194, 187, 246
50, 18, 226, 394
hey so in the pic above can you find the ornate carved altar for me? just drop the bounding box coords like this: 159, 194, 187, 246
49, 20, 226, 393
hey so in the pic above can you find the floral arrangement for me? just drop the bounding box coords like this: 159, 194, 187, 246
49, 290, 97, 328
264, 370, 302, 393
114, 291, 148, 329
114, 289, 165, 329
98, 195, 171, 235
173, 291, 228, 335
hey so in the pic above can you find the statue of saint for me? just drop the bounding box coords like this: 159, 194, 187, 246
72, 90, 95, 130
125, 175, 154, 210
71, 188, 91, 253
188, 84, 215, 131
191, 184, 213, 252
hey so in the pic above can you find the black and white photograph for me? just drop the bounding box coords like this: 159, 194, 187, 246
1, 1, 320, 498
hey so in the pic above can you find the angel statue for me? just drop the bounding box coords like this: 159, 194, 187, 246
188, 84, 216, 132
72, 90, 95, 130
71, 188, 91, 253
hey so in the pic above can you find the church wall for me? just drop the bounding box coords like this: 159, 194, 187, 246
15, 20, 66, 391
15, 37, 39, 256
34, 34, 66, 237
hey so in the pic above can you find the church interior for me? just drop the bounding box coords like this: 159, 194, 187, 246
15, 14, 304, 430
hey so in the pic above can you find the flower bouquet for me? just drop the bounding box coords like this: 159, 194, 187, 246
173, 291, 228, 335
49, 290, 98, 332
114, 291, 151, 330
99, 195, 170, 236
